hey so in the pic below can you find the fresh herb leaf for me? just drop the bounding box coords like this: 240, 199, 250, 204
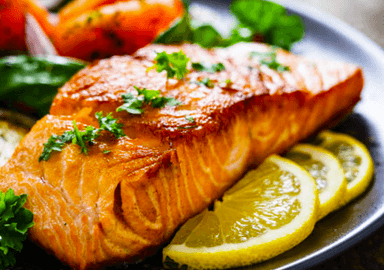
71, 121, 91, 154
221, 79, 233, 88
225, 79, 233, 85
155, 0, 304, 51
116, 93, 144, 115
154, 15, 193, 44
136, 86, 160, 103
103, 150, 111, 154
177, 125, 198, 130
152, 51, 190, 79
224, 25, 254, 46
201, 78, 214, 88
185, 115, 195, 123
151, 96, 183, 108
0, 189, 34, 269
136, 86, 182, 107
117, 86, 182, 115
230, 0, 304, 50
191, 78, 215, 88
250, 50, 289, 72
39, 133, 73, 162
39, 113, 125, 161
192, 25, 223, 48
192, 62, 225, 73
96, 112, 125, 139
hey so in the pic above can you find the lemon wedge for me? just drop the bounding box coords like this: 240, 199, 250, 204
285, 144, 346, 220
163, 155, 319, 269
313, 130, 374, 206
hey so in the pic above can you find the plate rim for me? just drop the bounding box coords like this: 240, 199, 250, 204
264, 1, 384, 269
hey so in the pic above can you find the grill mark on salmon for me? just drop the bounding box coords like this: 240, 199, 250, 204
0, 43, 363, 269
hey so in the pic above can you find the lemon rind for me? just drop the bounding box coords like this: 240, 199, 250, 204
163, 155, 319, 269
289, 144, 347, 220
318, 131, 374, 205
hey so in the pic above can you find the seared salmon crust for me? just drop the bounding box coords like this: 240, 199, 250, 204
0, 43, 363, 269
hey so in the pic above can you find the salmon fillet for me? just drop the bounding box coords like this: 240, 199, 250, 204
0, 43, 363, 269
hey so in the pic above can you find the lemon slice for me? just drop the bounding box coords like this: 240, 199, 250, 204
285, 144, 346, 220
313, 130, 374, 206
163, 155, 319, 269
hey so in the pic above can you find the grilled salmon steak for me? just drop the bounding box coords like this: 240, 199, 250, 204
0, 43, 363, 269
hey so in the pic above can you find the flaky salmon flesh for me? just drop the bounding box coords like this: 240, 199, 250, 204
0, 43, 363, 269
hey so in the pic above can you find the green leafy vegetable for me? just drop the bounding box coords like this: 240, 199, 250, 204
191, 78, 214, 88
0, 55, 86, 117
39, 133, 70, 162
154, 15, 193, 45
185, 115, 195, 123
117, 93, 144, 115
117, 86, 182, 115
192, 62, 225, 73
72, 121, 92, 155
151, 51, 190, 79
95, 112, 125, 139
39, 113, 125, 162
0, 189, 34, 269
230, 0, 304, 50
155, 0, 304, 51
224, 79, 233, 86
192, 25, 223, 48
250, 50, 289, 72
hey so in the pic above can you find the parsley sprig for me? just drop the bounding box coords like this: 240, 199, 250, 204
250, 50, 289, 72
192, 62, 225, 73
117, 86, 182, 115
39, 112, 125, 162
191, 78, 214, 88
151, 51, 190, 79
0, 189, 34, 269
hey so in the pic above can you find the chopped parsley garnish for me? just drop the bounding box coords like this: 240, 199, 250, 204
0, 189, 34, 269
191, 78, 214, 88
250, 51, 289, 72
185, 115, 195, 123
116, 92, 144, 115
224, 79, 233, 86
177, 125, 198, 130
96, 111, 125, 138
39, 112, 125, 161
192, 62, 225, 73
151, 51, 190, 79
117, 86, 182, 115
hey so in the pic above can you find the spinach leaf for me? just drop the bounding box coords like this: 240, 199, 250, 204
155, 0, 304, 51
0, 55, 86, 117
230, 0, 305, 50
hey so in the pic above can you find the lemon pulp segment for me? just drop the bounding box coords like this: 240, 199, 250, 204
163, 155, 318, 269
286, 144, 346, 220
314, 131, 374, 205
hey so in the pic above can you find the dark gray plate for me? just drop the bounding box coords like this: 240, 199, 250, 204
189, 0, 384, 269
8, 1, 384, 269
180, 1, 384, 269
